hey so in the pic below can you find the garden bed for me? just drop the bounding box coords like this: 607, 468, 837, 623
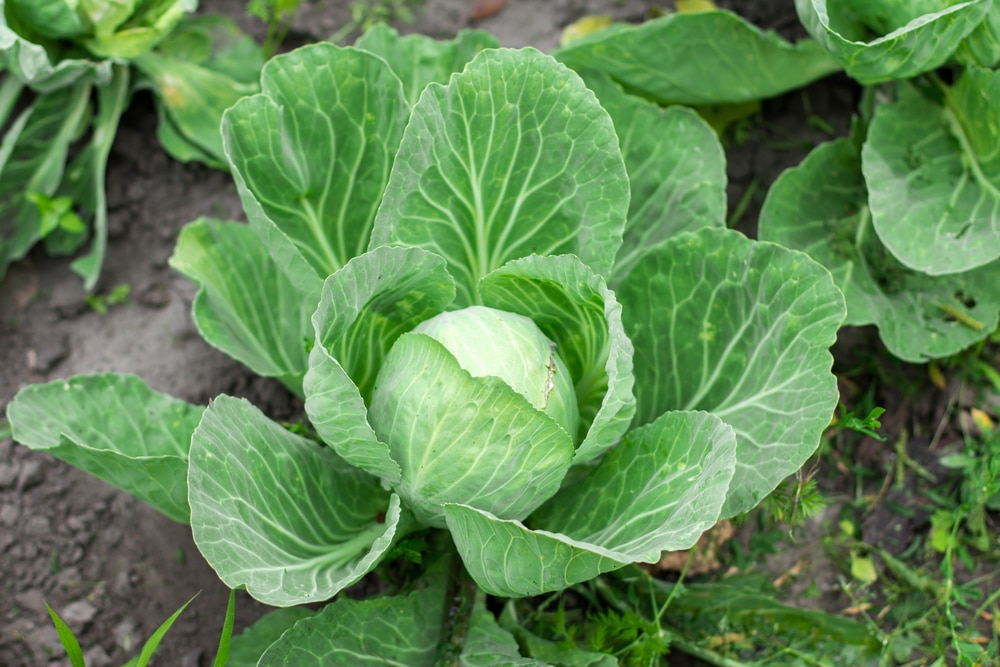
1, 1, 995, 665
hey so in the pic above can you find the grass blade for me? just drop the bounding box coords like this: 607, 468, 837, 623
213, 588, 237, 667
44, 601, 86, 667
131, 592, 199, 667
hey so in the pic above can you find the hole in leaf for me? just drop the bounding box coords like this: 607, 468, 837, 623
955, 291, 976, 309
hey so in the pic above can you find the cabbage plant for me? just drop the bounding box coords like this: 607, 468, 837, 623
0, 0, 263, 287
756, 0, 1000, 362
8, 27, 846, 662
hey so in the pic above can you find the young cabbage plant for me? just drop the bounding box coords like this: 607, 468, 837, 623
8, 28, 846, 662
0, 0, 263, 287
758, 0, 1000, 362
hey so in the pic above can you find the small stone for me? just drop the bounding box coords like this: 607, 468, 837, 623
104, 526, 122, 548
27, 330, 69, 373
65, 544, 85, 565
0, 503, 19, 526
0, 530, 14, 552
66, 516, 87, 532
24, 623, 62, 656
138, 282, 171, 309
114, 617, 142, 653
180, 648, 204, 667
14, 589, 47, 615
17, 459, 45, 491
23, 515, 51, 538
0, 438, 12, 461
112, 569, 132, 595
0, 462, 20, 489
83, 646, 113, 667
56, 566, 82, 588
60, 600, 97, 629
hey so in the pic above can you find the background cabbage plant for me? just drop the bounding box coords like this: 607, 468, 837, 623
7, 27, 846, 662
0, 0, 263, 287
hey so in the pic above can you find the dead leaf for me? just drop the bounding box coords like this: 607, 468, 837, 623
645, 520, 734, 575
469, 0, 505, 21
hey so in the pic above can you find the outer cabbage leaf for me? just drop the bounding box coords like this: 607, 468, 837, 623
155, 15, 265, 85
795, 0, 989, 83
370, 48, 628, 305
7, 373, 204, 524
81, 0, 195, 59
223, 43, 408, 282
228, 607, 315, 667
461, 607, 548, 667
188, 396, 406, 606
0, 0, 112, 92
145, 15, 265, 166
956, 3, 1000, 66
5, 0, 88, 39
170, 219, 313, 393
67, 65, 130, 290
617, 227, 845, 517
0, 82, 90, 280
257, 581, 444, 666
578, 71, 725, 284
863, 70, 1000, 275
133, 52, 258, 167
479, 254, 635, 464
355, 23, 500, 106
553, 10, 840, 105
303, 246, 455, 485
446, 411, 736, 597
761, 138, 1000, 362
370, 332, 575, 528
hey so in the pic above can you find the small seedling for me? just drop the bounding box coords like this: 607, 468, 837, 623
85, 284, 130, 314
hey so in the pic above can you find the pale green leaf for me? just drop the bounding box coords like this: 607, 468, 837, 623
223, 43, 409, 278
303, 246, 455, 484
170, 219, 313, 394
479, 254, 635, 464
355, 23, 500, 106
553, 10, 840, 105
863, 69, 1000, 275
258, 584, 444, 666
188, 395, 404, 606
760, 138, 1000, 361
7, 374, 204, 524
533, 410, 736, 559
795, 0, 989, 83
305, 345, 402, 487
228, 608, 315, 667
617, 228, 845, 517
370, 48, 628, 304
369, 332, 575, 528
445, 504, 625, 597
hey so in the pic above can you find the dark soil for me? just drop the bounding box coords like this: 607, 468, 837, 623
2, 1, 958, 665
